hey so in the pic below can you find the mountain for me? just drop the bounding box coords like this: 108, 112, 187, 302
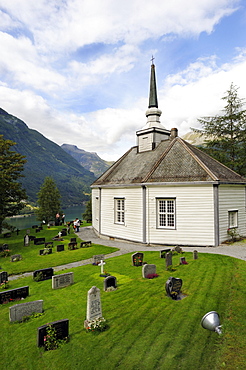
181, 131, 207, 146
61, 144, 113, 178
0, 108, 96, 207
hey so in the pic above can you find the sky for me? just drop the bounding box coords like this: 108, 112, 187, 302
0, 0, 246, 161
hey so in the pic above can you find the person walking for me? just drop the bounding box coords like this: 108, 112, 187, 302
74, 218, 80, 232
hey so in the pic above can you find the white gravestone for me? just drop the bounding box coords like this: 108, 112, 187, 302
52, 272, 74, 289
98, 260, 106, 274
9, 300, 43, 322
86, 286, 102, 322
142, 264, 156, 278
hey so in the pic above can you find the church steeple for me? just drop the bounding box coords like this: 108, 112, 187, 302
136, 59, 171, 153
148, 59, 158, 108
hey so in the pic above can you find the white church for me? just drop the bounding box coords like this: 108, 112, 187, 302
91, 62, 246, 247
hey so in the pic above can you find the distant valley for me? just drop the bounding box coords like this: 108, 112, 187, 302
0, 108, 110, 207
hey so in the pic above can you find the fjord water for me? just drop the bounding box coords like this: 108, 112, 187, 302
7, 205, 85, 231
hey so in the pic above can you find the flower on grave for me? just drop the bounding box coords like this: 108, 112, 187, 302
86, 317, 108, 334
146, 273, 159, 279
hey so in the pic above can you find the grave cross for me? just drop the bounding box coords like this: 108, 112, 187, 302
98, 260, 105, 274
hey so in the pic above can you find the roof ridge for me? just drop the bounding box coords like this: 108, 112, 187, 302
181, 138, 246, 181
177, 138, 218, 181
142, 139, 176, 182
92, 146, 134, 184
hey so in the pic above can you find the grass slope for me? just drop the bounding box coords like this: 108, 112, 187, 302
1, 238, 246, 369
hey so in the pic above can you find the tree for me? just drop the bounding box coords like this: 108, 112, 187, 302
36, 177, 61, 223
0, 135, 27, 233
82, 197, 92, 222
196, 83, 246, 176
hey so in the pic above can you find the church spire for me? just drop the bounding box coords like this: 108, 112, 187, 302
148, 58, 158, 108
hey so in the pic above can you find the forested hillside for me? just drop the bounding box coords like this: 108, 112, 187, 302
0, 108, 96, 207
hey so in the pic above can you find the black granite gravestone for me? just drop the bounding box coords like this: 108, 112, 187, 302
39, 248, 52, 255
0, 286, 29, 304
0, 271, 8, 283
165, 277, 183, 300
104, 276, 117, 291
34, 238, 45, 245
57, 245, 65, 252
33, 267, 54, 281
37, 319, 69, 347
132, 252, 144, 266
160, 249, 171, 258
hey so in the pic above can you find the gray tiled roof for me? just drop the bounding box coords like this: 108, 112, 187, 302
92, 137, 246, 186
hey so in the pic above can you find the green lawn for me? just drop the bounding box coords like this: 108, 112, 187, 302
0, 226, 118, 275
1, 248, 246, 369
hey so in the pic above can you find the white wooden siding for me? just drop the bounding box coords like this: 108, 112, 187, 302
146, 185, 215, 246
92, 188, 100, 232
100, 187, 143, 242
218, 185, 246, 242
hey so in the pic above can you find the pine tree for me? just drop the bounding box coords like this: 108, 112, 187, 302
0, 135, 27, 232
36, 177, 61, 223
197, 83, 246, 176
82, 197, 92, 222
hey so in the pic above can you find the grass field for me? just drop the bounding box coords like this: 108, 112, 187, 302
1, 229, 246, 369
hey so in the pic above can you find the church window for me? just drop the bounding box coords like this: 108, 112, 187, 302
115, 198, 125, 224
157, 199, 175, 228
228, 210, 238, 228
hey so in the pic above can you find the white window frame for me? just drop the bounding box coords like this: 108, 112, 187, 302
114, 198, 125, 225
157, 198, 176, 229
228, 210, 238, 229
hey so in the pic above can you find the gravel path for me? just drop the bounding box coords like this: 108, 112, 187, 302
8, 226, 246, 281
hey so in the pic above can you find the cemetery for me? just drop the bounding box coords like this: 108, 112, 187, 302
0, 226, 246, 369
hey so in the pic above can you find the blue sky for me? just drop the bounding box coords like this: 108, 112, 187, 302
0, 0, 246, 160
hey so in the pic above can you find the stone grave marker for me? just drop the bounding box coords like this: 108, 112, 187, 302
165, 277, 183, 300
29, 235, 36, 241
160, 249, 171, 258
165, 252, 172, 270
0, 271, 8, 283
52, 272, 74, 289
80, 241, 91, 248
104, 276, 117, 291
98, 260, 106, 275
33, 267, 54, 281
10, 254, 22, 262
84, 286, 102, 327
57, 244, 65, 252
9, 300, 43, 322
70, 237, 77, 243
32, 225, 38, 229
193, 250, 198, 260
0, 286, 29, 304
132, 252, 144, 266
142, 264, 157, 278
39, 248, 52, 255
24, 234, 30, 246
92, 254, 105, 265
180, 256, 188, 265
37, 319, 69, 347
34, 237, 45, 245
68, 242, 77, 250
172, 245, 183, 253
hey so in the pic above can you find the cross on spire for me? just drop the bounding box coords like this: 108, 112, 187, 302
151, 55, 155, 65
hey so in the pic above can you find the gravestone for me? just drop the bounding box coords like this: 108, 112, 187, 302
92, 254, 105, 265
57, 244, 65, 252
68, 242, 77, 250
70, 237, 77, 243
173, 245, 183, 253
165, 277, 183, 300
61, 229, 67, 236
104, 276, 117, 291
39, 248, 52, 255
3, 232, 11, 238
24, 234, 30, 246
32, 225, 38, 229
29, 235, 36, 241
0, 271, 8, 283
34, 237, 45, 245
33, 268, 54, 281
52, 272, 74, 289
142, 264, 156, 278
160, 249, 171, 258
10, 254, 22, 262
84, 286, 102, 328
0, 286, 29, 304
45, 242, 53, 248
80, 241, 92, 248
9, 300, 43, 322
37, 319, 69, 347
165, 252, 172, 269
98, 260, 106, 275
193, 250, 198, 260
132, 252, 144, 266
180, 256, 188, 265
